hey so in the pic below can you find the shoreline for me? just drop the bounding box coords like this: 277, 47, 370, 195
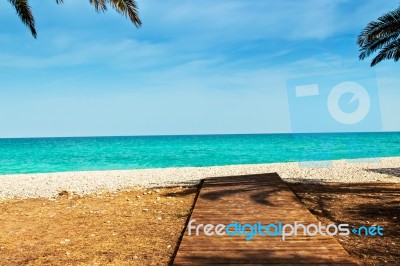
1, 156, 399, 199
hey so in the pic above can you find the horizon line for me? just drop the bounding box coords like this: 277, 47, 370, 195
1, 130, 399, 140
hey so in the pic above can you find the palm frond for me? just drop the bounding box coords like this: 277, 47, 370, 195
89, 0, 107, 12
107, 0, 142, 27
9, 0, 142, 38
359, 30, 400, 60
357, 7, 400, 47
8, 0, 36, 38
371, 38, 400, 66
358, 6, 400, 66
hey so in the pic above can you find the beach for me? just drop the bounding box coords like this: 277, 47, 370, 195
1, 156, 399, 265
1, 156, 399, 199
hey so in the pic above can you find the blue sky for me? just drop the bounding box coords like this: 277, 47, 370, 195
0, 0, 399, 137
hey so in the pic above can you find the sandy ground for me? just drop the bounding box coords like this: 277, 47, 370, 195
291, 182, 400, 266
0, 186, 197, 265
0, 182, 398, 265
0, 157, 399, 199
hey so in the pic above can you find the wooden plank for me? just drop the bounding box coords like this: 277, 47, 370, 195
173, 173, 358, 265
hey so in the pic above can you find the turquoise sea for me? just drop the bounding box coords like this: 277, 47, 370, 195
0, 132, 399, 175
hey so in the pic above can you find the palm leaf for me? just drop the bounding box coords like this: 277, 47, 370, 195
8, 0, 36, 38
8, 0, 141, 38
107, 0, 142, 27
358, 6, 400, 66
371, 38, 400, 66
89, 0, 107, 12
359, 30, 400, 60
357, 8, 400, 47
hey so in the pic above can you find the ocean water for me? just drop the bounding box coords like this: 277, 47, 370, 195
0, 132, 399, 175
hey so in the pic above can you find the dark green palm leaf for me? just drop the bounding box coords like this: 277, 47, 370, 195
359, 30, 400, 60
8, 0, 141, 38
107, 0, 142, 27
89, 0, 107, 12
357, 8, 400, 47
86, 1, 142, 27
371, 38, 400, 66
358, 6, 400, 66
7, 0, 36, 38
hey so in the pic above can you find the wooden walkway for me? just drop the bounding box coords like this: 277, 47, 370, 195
173, 173, 357, 265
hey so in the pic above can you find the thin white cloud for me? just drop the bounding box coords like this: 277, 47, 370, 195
140, 0, 397, 41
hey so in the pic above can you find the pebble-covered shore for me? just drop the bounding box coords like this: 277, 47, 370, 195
0, 157, 399, 199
